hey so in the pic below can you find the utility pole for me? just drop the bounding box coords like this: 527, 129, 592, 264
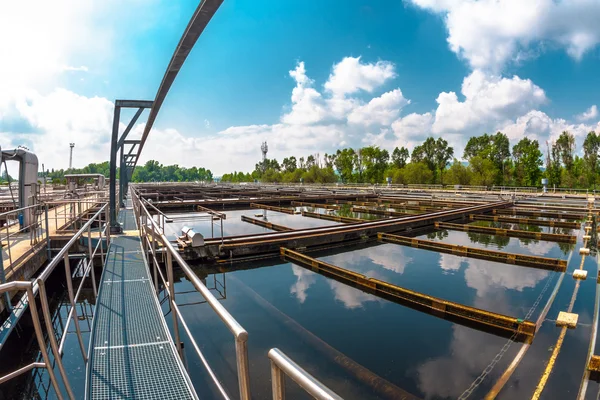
69, 143, 75, 170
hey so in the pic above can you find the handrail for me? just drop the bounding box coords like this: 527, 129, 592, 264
38, 204, 107, 282
0, 281, 65, 399
268, 348, 343, 400
0, 202, 109, 400
131, 187, 251, 400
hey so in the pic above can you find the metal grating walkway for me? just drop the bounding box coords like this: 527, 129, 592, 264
86, 208, 197, 399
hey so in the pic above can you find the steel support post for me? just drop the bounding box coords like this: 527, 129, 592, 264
270, 360, 285, 400
0, 251, 11, 311
28, 284, 70, 400
119, 150, 126, 207
109, 105, 122, 233
167, 251, 182, 357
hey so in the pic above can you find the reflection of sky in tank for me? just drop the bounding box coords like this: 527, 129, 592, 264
163, 209, 338, 240
172, 260, 524, 399
421, 229, 574, 258
315, 242, 558, 320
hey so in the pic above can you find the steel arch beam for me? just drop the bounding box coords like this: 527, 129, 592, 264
135, 0, 224, 166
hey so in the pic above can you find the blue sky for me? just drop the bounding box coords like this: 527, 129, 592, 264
1, 0, 599, 174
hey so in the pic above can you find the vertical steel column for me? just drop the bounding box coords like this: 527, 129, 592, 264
151, 221, 158, 294
36, 280, 75, 400
45, 204, 50, 260
0, 252, 10, 311
27, 284, 70, 400
166, 251, 182, 357
109, 105, 121, 233
236, 337, 251, 400
270, 360, 285, 400
119, 150, 126, 207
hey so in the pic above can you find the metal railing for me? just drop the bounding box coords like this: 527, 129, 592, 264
0, 203, 109, 400
131, 188, 251, 400
0, 196, 103, 282
268, 348, 342, 400
0, 203, 46, 277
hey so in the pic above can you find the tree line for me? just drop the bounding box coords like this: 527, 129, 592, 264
221, 130, 600, 188
46, 160, 213, 184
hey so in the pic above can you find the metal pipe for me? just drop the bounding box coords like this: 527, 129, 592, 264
29, 284, 71, 400
0, 362, 45, 384
268, 348, 342, 400
62, 253, 88, 362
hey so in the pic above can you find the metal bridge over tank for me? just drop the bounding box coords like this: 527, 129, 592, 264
86, 205, 197, 399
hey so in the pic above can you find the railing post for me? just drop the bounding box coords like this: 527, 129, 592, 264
45, 203, 50, 260
87, 226, 98, 298
30, 283, 74, 400
270, 360, 285, 400
151, 221, 158, 294
99, 221, 105, 265
166, 251, 182, 357
6, 217, 12, 266
105, 206, 111, 245
62, 253, 88, 362
0, 251, 11, 311
236, 337, 252, 400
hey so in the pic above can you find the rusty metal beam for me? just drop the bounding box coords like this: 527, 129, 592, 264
241, 216, 292, 232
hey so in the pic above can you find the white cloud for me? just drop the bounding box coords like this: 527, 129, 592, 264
290, 265, 317, 303
0, 88, 114, 169
324, 57, 396, 96
501, 110, 600, 147
281, 62, 328, 125
409, 0, 600, 71
391, 112, 434, 148
577, 105, 598, 122
439, 254, 464, 272
347, 89, 410, 126
464, 258, 549, 297
432, 69, 547, 134
62, 65, 89, 72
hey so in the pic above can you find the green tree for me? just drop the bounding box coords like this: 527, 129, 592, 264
556, 131, 576, 173
434, 138, 453, 184
469, 156, 497, 186
512, 138, 543, 186
391, 146, 409, 169
583, 131, 600, 188
334, 148, 356, 183
446, 160, 471, 185
360, 146, 389, 183
463, 132, 510, 184
404, 162, 433, 184
281, 156, 297, 173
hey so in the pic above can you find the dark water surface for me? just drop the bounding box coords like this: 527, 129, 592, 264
2, 208, 597, 400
